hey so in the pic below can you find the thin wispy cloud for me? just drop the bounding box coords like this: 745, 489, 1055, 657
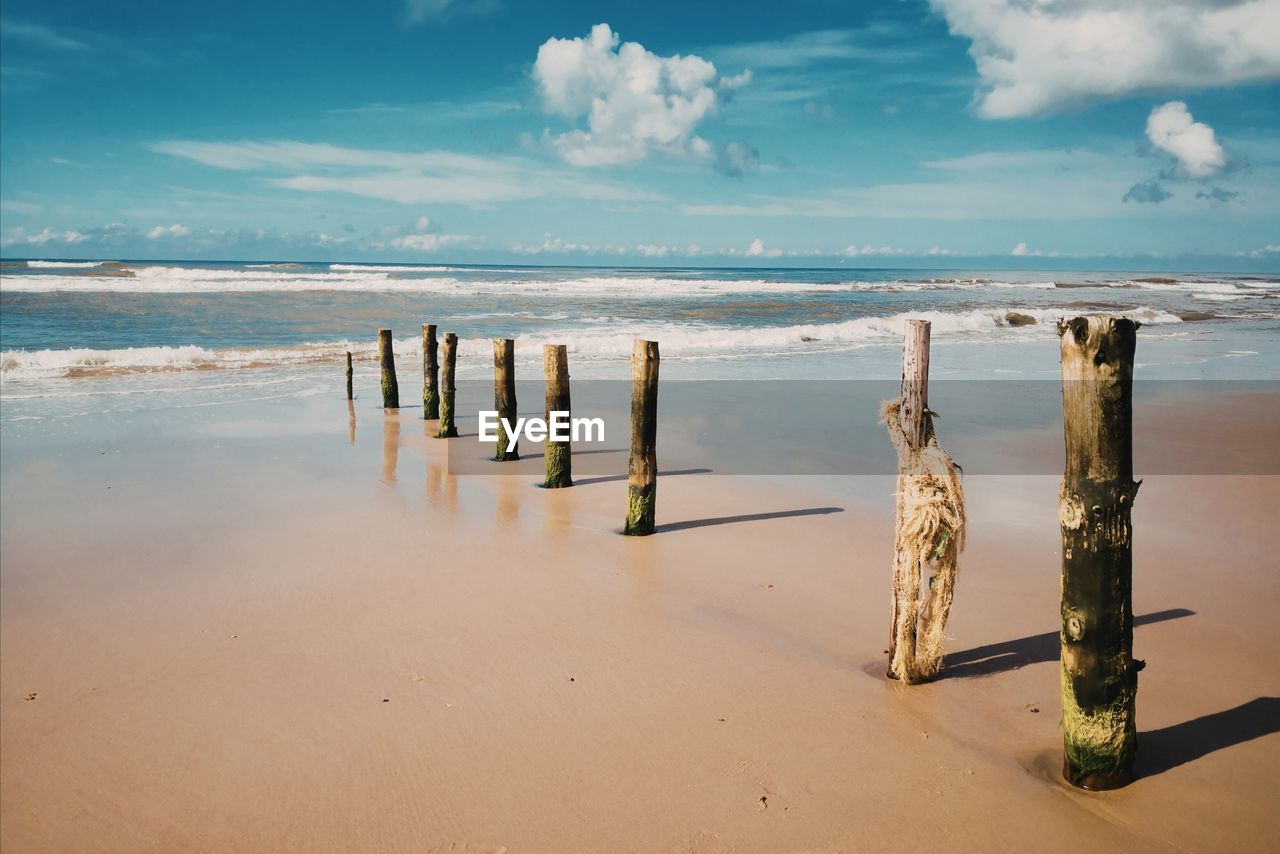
0, 18, 90, 51
403, 0, 499, 25
149, 140, 665, 206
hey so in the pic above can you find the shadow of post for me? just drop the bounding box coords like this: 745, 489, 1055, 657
655, 506, 844, 533
942, 608, 1195, 679
1138, 697, 1280, 778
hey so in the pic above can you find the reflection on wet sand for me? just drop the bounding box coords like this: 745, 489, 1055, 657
347, 399, 356, 445
382, 413, 400, 484
496, 476, 521, 527
426, 460, 459, 510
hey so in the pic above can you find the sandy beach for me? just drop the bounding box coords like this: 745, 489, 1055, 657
2, 387, 1277, 852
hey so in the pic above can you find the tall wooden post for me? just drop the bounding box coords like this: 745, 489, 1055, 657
1058, 315, 1141, 790
623, 340, 659, 535
437, 333, 458, 438
378, 329, 399, 409
422, 324, 439, 420
345, 351, 354, 401
492, 339, 519, 461
544, 344, 572, 488
888, 319, 933, 681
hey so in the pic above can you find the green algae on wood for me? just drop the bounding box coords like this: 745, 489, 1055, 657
437, 332, 458, 438
543, 344, 573, 488
345, 350, 353, 401
1058, 315, 1141, 790
378, 329, 399, 409
422, 323, 439, 420
493, 338, 519, 461
622, 339, 659, 535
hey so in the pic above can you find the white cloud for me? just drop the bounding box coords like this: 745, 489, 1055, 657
1236, 244, 1280, 258
151, 140, 664, 206
842, 244, 909, 257
389, 233, 475, 251
1011, 242, 1061, 257
744, 238, 782, 258
146, 223, 191, 239
1145, 101, 1226, 178
533, 23, 746, 168
1011, 241, 1031, 256
929, 0, 1280, 117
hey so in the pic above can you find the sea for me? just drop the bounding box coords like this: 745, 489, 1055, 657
1, 259, 1276, 423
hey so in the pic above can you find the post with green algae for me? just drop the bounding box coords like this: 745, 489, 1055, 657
623, 339, 659, 535
378, 329, 399, 409
492, 338, 519, 461
1058, 315, 1142, 790
345, 350, 353, 401
422, 323, 439, 420
436, 332, 459, 438
543, 344, 572, 488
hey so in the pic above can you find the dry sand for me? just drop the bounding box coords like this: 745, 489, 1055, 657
1, 391, 1278, 852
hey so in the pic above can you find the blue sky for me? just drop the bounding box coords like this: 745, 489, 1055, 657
1, 0, 1278, 268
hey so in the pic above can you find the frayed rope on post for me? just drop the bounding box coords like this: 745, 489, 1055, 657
883, 398, 966, 683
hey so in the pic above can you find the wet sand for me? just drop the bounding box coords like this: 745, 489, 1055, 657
1, 391, 1278, 852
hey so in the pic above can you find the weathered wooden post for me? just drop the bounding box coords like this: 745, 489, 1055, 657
884, 319, 964, 683
345, 351, 354, 401
1058, 316, 1141, 790
544, 344, 572, 488
437, 333, 458, 438
492, 338, 519, 461
623, 340, 659, 535
378, 329, 399, 409
422, 323, 439, 420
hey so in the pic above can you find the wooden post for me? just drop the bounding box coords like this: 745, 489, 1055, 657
888, 319, 933, 681
623, 340, 659, 535
492, 338, 519, 461
543, 344, 572, 488
1058, 316, 1141, 790
422, 324, 439, 420
437, 333, 458, 438
378, 329, 399, 409
345, 351, 353, 401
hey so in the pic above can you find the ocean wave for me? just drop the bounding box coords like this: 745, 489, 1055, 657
0, 306, 1184, 379
25, 260, 105, 268
329, 264, 457, 272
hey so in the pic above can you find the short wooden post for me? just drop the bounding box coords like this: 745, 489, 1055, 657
492, 338, 519, 461
623, 340, 659, 535
437, 333, 458, 438
543, 344, 572, 488
888, 319, 932, 680
345, 351, 353, 401
422, 323, 439, 420
378, 329, 399, 409
1058, 316, 1141, 790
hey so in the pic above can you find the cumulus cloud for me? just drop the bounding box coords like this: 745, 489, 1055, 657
379, 215, 475, 251
146, 223, 191, 239
929, 0, 1280, 117
744, 238, 783, 258
1010, 241, 1061, 257
714, 141, 760, 177
533, 23, 749, 168
1145, 101, 1227, 178
1122, 181, 1172, 204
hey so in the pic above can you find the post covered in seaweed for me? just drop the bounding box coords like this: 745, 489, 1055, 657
623, 339, 659, 535
345, 350, 353, 401
377, 329, 399, 409
1058, 315, 1141, 790
437, 332, 459, 438
543, 344, 572, 488
422, 323, 439, 420
492, 338, 519, 461
884, 319, 965, 684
